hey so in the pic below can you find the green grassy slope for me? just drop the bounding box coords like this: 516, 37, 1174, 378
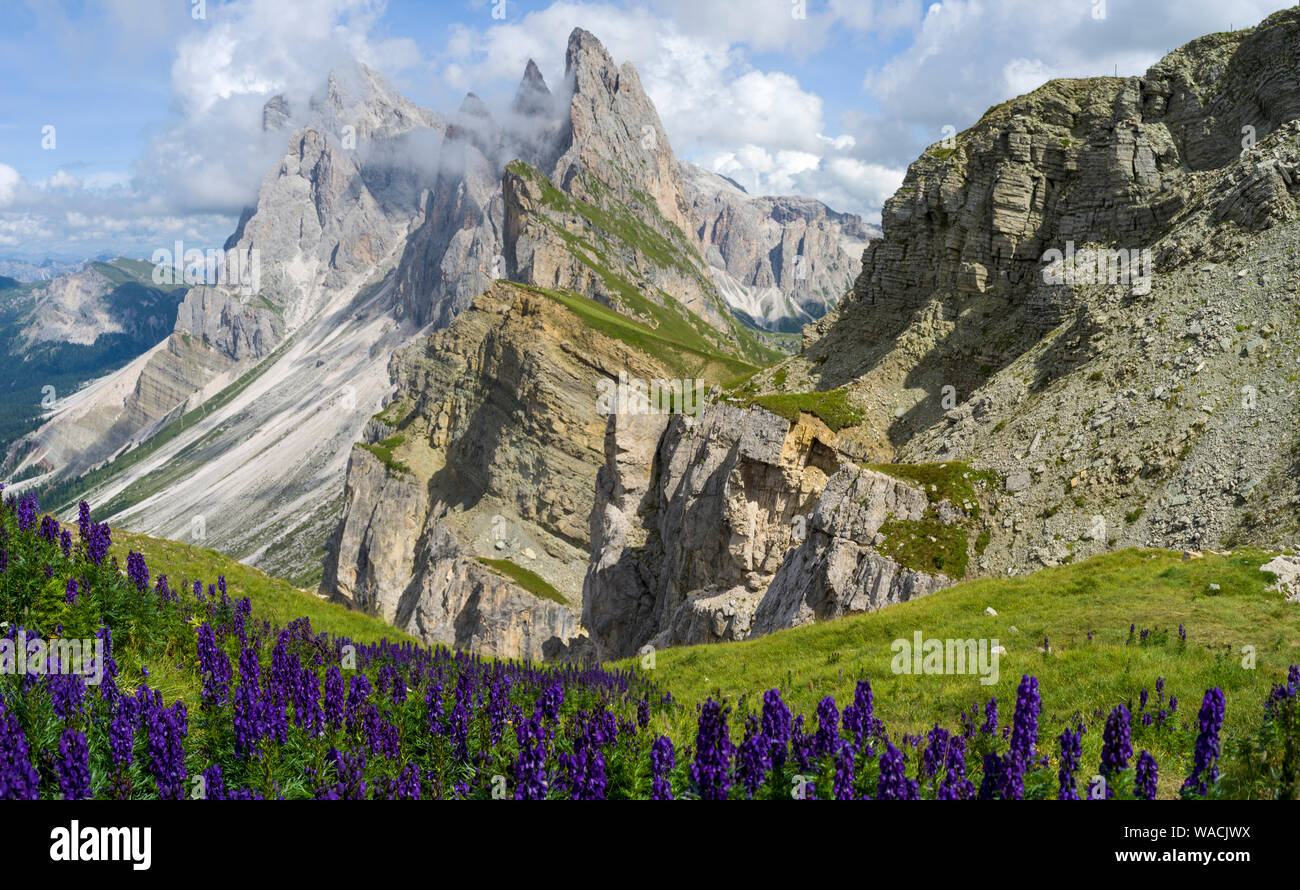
110, 529, 417, 647
517, 282, 759, 382
476, 557, 569, 605
620, 547, 1300, 796
506, 160, 783, 368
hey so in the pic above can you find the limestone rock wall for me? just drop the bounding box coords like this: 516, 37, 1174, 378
581, 403, 960, 658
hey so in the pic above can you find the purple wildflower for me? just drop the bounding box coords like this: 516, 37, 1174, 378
1181, 688, 1226, 797
650, 735, 675, 800
877, 741, 918, 800
1100, 704, 1132, 784
126, 551, 149, 592
15, 493, 37, 532
735, 718, 771, 799
834, 743, 856, 800
513, 713, 549, 800
690, 699, 733, 800
0, 710, 40, 799
1135, 750, 1158, 800
761, 688, 791, 770
936, 736, 974, 800
981, 697, 998, 734
1057, 726, 1083, 800
814, 696, 840, 756
196, 622, 232, 707
57, 729, 91, 800
86, 521, 111, 566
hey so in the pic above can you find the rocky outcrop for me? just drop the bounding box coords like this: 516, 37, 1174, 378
322, 280, 690, 658
769, 14, 1298, 447
328, 442, 584, 661
400, 523, 588, 662
584, 403, 847, 658
13, 260, 180, 349
172, 287, 282, 362
751, 466, 955, 635
393, 94, 504, 329
582, 400, 991, 658
325, 445, 430, 621
229, 64, 441, 328
679, 162, 876, 332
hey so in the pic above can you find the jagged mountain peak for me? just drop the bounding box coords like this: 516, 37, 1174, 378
677, 160, 875, 331
443, 91, 505, 169
546, 28, 691, 237
30, 23, 857, 611
283, 60, 443, 143
511, 59, 554, 118
564, 27, 614, 78
457, 91, 494, 120
262, 94, 292, 132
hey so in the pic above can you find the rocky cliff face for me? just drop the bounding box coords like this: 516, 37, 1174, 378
402, 523, 585, 662
679, 162, 875, 332
392, 94, 505, 330
230, 62, 442, 328
23, 283, 289, 481
581, 402, 982, 659
327, 443, 583, 661
798, 10, 1300, 567
580, 10, 1300, 654
322, 279, 703, 658
170, 286, 282, 362
750, 465, 964, 636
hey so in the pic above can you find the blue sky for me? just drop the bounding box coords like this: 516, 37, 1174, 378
0, 0, 1291, 259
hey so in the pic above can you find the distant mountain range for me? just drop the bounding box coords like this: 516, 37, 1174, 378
0, 256, 95, 282
0, 258, 184, 464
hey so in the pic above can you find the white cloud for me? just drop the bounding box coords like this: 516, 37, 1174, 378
46, 170, 83, 190
140, 0, 428, 217
861, 0, 1292, 158
169, 0, 422, 117
82, 171, 133, 191
711, 146, 903, 223
0, 164, 21, 208
826, 0, 924, 33
0, 215, 55, 247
